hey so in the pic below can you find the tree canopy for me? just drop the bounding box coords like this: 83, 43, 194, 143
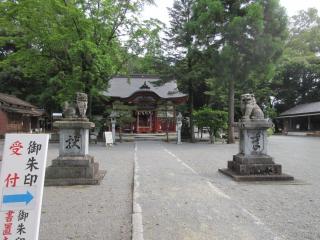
193, 106, 227, 143
182, 0, 287, 142
0, 0, 159, 116
1, 0, 319, 139
273, 8, 320, 113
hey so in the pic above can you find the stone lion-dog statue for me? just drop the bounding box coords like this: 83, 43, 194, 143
241, 93, 264, 120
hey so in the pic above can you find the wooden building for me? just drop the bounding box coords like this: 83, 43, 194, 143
103, 75, 188, 133
277, 101, 320, 133
0, 93, 43, 136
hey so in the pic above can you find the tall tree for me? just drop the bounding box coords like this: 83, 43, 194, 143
166, 0, 209, 142
191, 0, 287, 143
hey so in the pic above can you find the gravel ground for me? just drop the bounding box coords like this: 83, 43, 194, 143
38, 142, 135, 240
1, 136, 320, 240
161, 136, 320, 240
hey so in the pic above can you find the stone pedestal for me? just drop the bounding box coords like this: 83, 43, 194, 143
176, 113, 182, 144
45, 119, 106, 186
177, 128, 181, 144
219, 119, 293, 181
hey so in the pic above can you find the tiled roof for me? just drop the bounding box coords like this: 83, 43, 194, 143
0, 93, 43, 116
0, 93, 36, 108
279, 101, 320, 117
103, 76, 187, 99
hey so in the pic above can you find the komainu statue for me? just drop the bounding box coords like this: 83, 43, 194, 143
63, 101, 77, 118
76, 92, 88, 118
240, 93, 264, 120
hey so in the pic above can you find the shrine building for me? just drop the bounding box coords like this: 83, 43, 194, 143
103, 75, 188, 133
0, 93, 43, 137
277, 101, 320, 134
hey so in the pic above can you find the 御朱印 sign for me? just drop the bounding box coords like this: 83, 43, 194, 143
0, 134, 49, 240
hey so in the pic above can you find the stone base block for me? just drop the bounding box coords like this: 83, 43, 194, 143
233, 154, 274, 164
45, 155, 106, 186
52, 155, 94, 166
228, 161, 282, 175
219, 168, 294, 181
45, 170, 106, 186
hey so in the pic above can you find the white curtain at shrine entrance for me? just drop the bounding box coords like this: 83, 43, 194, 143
137, 111, 153, 130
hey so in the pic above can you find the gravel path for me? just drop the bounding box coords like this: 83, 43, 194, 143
1, 136, 320, 240
161, 136, 320, 240
39, 142, 135, 240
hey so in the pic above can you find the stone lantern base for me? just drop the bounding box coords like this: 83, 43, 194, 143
219, 119, 294, 181
45, 119, 106, 186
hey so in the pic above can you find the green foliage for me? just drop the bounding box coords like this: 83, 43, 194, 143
166, 0, 211, 142
111, 100, 137, 142
273, 8, 320, 113
264, 105, 278, 119
0, 0, 160, 115
267, 127, 275, 137
190, 0, 288, 142
112, 101, 136, 127
193, 106, 227, 143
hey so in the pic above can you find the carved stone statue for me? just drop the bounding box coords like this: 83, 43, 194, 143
62, 101, 77, 118
219, 93, 293, 181
240, 93, 264, 120
47, 92, 105, 186
76, 92, 88, 118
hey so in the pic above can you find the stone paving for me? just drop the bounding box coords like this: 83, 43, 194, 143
0, 136, 319, 239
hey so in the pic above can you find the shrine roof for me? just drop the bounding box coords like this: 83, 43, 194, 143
103, 75, 187, 99
0, 93, 43, 116
278, 101, 320, 118
0, 93, 36, 108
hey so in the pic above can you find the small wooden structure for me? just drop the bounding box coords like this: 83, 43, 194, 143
0, 93, 43, 136
277, 101, 320, 133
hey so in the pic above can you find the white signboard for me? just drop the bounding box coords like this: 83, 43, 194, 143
0, 134, 49, 240
104, 132, 113, 146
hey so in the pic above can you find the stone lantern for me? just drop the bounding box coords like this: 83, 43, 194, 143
176, 112, 183, 144
110, 111, 117, 143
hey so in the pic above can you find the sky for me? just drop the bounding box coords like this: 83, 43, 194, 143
142, 0, 320, 25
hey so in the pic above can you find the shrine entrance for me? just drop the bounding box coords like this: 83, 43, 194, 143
104, 76, 188, 134
137, 111, 154, 133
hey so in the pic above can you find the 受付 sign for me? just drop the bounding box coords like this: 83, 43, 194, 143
0, 134, 49, 240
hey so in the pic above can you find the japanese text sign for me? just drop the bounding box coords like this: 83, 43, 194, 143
104, 132, 113, 146
0, 134, 49, 240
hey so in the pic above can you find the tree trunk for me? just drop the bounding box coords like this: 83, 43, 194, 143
189, 86, 195, 143
228, 78, 235, 144
209, 133, 214, 144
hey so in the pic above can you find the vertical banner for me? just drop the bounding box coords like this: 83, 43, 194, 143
0, 134, 49, 240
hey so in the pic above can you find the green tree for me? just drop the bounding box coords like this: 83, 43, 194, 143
273, 8, 320, 112
157, 100, 175, 142
191, 0, 287, 143
193, 106, 227, 143
112, 101, 136, 143
166, 0, 210, 143
0, 0, 157, 116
